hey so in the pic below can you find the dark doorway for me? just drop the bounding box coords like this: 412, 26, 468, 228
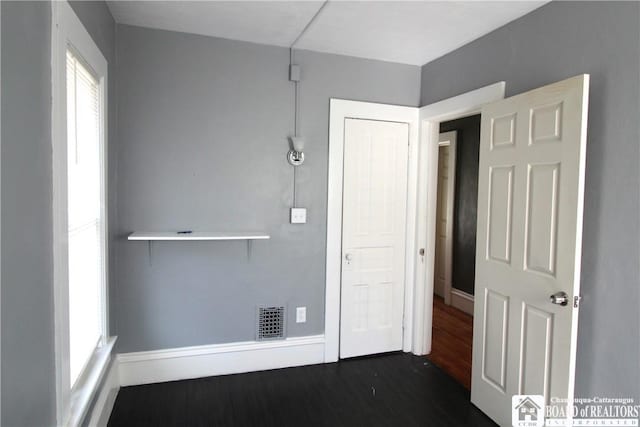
428, 114, 481, 390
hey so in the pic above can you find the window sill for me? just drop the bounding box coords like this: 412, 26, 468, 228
67, 336, 117, 427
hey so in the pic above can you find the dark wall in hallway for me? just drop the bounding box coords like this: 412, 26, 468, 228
439, 115, 481, 296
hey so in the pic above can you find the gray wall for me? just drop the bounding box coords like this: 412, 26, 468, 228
1, 2, 55, 426
1, 1, 115, 425
114, 24, 420, 352
421, 1, 640, 400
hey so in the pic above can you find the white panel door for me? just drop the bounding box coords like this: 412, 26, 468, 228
340, 118, 409, 359
471, 75, 589, 426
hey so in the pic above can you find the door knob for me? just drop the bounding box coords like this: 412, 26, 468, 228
345, 253, 353, 262
550, 291, 568, 306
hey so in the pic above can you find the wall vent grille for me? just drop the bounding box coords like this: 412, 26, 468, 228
257, 306, 285, 340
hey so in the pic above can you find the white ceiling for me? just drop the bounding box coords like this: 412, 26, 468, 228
107, 1, 547, 66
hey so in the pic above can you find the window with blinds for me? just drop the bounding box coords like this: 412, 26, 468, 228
66, 49, 105, 387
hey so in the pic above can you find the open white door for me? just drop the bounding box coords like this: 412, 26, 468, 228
340, 118, 409, 359
471, 75, 589, 425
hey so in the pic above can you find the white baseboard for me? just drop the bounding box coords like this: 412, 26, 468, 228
87, 357, 120, 427
117, 335, 326, 386
450, 289, 474, 316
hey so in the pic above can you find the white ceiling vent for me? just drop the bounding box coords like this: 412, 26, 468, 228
257, 306, 286, 341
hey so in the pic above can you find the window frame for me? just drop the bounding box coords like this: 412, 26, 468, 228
51, 1, 113, 425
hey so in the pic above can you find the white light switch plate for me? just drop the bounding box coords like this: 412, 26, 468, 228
290, 207, 307, 224
296, 307, 306, 323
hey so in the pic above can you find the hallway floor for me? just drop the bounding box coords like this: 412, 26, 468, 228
108, 353, 495, 427
427, 295, 474, 389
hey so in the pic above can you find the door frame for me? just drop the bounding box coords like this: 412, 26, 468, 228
325, 99, 419, 362
412, 82, 505, 356
325, 85, 505, 363
436, 131, 457, 306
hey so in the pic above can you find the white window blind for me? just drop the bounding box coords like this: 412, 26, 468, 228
66, 49, 105, 387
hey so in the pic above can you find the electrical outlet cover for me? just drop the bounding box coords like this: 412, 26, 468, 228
296, 307, 306, 323
290, 208, 307, 224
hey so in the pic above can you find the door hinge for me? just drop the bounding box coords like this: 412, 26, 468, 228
573, 296, 582, 308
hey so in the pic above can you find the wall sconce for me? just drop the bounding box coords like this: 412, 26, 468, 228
287, 136, 305, 166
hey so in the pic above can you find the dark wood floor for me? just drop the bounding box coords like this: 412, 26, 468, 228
108, 353, 495, 427
427, 296, 473, 389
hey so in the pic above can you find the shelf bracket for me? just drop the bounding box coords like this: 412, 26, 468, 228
147, 241, 153, 266
246, 239, 253, 261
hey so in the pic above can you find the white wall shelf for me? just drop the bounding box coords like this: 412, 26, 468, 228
127, 231, 270, 241
128, 232, 270, 263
